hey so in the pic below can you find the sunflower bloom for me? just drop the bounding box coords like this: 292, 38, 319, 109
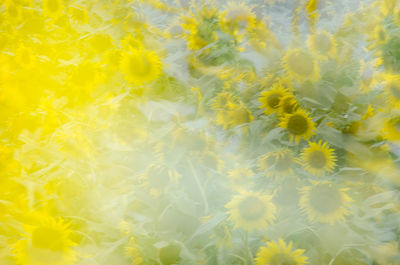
299, 181, 353, 224
255, 239, 308, 265
279, 109, 316, 143
226, 190, 276, 232
13, 215, 77, 265
120, 48, 162, 86
258, 150, 298, 178
301, 140, 337, 176
282, 49, 320, 82
259, 84, 288, 115
307, 30, 336, 59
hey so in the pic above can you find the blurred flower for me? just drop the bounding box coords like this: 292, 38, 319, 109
279, 109, 316, 143
226, 190, 276, 232
120, 47, 162, 86
259, 84, 288, 115
299, 181, 353, 224
13, 215, 77, 265
255, 239, 308, 265
258, 150, 298, 178
301, 141, 337, 176
282, 49, 320, 82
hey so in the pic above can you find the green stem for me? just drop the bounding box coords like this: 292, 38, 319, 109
188, 158, 209, 214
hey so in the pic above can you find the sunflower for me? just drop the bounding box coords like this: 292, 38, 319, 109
299, 181, 353, 224
125, 236, 144, 265
372, 25, 388, 46
140, 164, 181, 197
279, 109, 316, 143
301, 140, 337, 176
13, 215, 77, 265
278, 93, 298, 116
227, 166, 254, 188
42, 0, 64, 18
382, 73, 400, 108
282, 49, 320, 82
258, 150, 298, 178
120, 48, 162, 86
382, 116, 400, 142
220, 2, 256, 41
216, 102, 254, 129
307, 30, 336, 59
255, 239, 308, 265
259, 84, 288, 114
211, 92, 239, 110
226, 190, 276, 232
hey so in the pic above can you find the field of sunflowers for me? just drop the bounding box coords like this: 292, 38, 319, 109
1, 0, 400, 264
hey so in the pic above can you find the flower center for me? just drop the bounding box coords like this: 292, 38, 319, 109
269, 253, 297, 265
309, 185, 342, 214
267, 93, 282, 109
308, 150, 327, 169
238, 196, 266, 221
315, 33, 331, 53
275, 154, 293, 172
288, 51, 314, 76
129, 54, 151, 77
32, 227, 64, 251
287, 114, 308, 135
46, 0, 60, 13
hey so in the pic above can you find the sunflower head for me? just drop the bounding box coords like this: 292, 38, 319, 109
211, 92, 239, 110
259, 84, 289, 114
282, 49, 320, 82
308, 30, 336, 59
278, 93, 298, 116
258, 150, 298, 178
13, 215, 77, 265
226, 190, 276, 232
382, 116, 400, 142
255, 239, 308, 265
382, 74, 400, 107
42, 0, 64, 18
299, 181, 353, 224
301, 140, 337, 176
125, 236, 144, 265
279, 109, 316, 143
220, 1, 256, 40
140, 164, 180, 197
120, 47, 162, 86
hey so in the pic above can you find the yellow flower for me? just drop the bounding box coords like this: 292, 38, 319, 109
13, 215, 77, 265
211, 92, 239, 110
282, 49, 320, 82
140, 164, 181, 197
301, 140, 337, 176
278, 93, 298, 116
181, 5, 219, 51
216, 102, 253, 129
382, 73, 400, 108
226, 190, 276, 232
42, 0, 64, 18
255, 239, 308, 265
299, 181, 353, 224
120, 48, 162, 86
258, 150, 298, 178
220, 2, 256, 41
279, 109, 316, 143
382, 116, 400, 142
259, 84, 288, 114
307, 30, 336, 59
125, 236, 144, 265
